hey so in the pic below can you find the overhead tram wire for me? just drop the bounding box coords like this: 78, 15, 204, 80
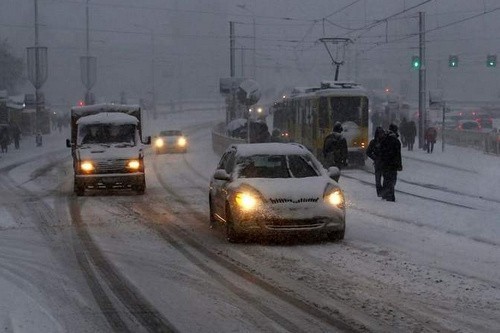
294, 0, 433, 53
358, 5, 500, 54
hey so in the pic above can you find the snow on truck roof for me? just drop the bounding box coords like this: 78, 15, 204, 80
71, 103, 140, 114
77, 112, 139, 125
230, 143, 311, 156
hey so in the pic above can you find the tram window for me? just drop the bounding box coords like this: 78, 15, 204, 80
318, 97, 328, 128
331, 96, 364, 125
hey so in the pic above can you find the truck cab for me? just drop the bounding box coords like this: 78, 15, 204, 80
66, 103, 151, 196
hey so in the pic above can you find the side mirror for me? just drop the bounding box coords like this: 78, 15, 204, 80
328, 166, 340, 182
66, 139, 71, 148
213, 169, 231, 181
143, 136, 151, 145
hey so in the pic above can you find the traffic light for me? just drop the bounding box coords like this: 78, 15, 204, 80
487, 54, 496, 67
448, 55, 458, 68
411, 55, 420, 69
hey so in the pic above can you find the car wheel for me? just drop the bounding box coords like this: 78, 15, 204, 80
327, 227, 345, 242
209, 195, 217, 227
225, 205, 244, 243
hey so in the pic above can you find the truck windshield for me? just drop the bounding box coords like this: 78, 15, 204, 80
78, 124, 136, 145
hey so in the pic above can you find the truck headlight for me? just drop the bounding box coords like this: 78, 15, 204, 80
155, 138, 164, 148
127, 160, 141, 170
324, 185, 345, 208
80, 161, 94, 172
235, 192, 261, 211
177, 137, 186, 147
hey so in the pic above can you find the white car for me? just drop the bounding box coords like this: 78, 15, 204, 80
153, 130, 187, 154
209, 143, 345, 242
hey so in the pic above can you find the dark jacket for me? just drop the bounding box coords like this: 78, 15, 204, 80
425, 127, 437, 143
380, 131, 402, 172
323, 132, 348, 167
366, 128, 385, 169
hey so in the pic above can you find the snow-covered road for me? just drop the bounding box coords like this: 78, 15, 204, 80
1, 108, 499, 332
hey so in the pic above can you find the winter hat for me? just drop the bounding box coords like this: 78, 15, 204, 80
333, 121, 343, 133
389, 123, 398, 133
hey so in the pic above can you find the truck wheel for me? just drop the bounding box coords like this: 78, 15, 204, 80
74, 183, 85, 196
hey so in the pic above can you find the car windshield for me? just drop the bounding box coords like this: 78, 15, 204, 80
237, 154, 320, 178
160, 130, 182, 136
78, 124, 136, 145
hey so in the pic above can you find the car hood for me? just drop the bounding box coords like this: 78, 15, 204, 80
230, 177, 334, 201
77, 144, 142, 160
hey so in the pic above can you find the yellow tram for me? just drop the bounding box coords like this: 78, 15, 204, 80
272, 81, 369, 166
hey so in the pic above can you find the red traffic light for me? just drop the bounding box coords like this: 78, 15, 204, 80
78, 100, 85, 106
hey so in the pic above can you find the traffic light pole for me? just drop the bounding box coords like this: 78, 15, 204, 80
418, 11, 426, 149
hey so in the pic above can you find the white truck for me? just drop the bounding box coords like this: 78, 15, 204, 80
66, 103, 151, 196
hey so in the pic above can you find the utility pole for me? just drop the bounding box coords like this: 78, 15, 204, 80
34, 0, 39, 132
418, 11, 426, 149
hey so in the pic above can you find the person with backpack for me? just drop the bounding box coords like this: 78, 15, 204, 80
323, 121, 348, 169
366, 126, 386, 197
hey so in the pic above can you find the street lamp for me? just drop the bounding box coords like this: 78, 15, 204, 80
236, 4, 256, 79
134, 24, 156, 118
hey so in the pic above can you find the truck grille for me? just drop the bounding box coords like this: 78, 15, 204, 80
95, 159, 128, 173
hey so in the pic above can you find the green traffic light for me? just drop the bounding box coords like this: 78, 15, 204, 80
411, 56, 420, 69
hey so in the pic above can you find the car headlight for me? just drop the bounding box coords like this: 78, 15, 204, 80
127, 160, 141, 170
177, 137, 186, 147
155, 138, 164, 148
235, 192, 261, 211
80, 161, 94, 172
324, 184, 345, 208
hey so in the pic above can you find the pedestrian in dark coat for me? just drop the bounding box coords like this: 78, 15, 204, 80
0, 127, 10, 153
406, 120, 417, 151
323, 122, 348, 169
379, 123, 402, 202
11, 123, 21, 149
425, 126, 438, 153
399, 118, 408, 148
366, 126, 386, 197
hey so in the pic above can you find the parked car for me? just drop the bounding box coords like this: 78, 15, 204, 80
154, 130, 187, 154
209, 143, 345, 242
456, 120, 481, 131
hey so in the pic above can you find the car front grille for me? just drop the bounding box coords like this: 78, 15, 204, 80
269, 197, 319, 204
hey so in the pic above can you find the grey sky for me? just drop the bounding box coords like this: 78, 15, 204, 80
1, 0, 499, 106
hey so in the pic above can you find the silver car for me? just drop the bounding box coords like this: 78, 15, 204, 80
209, 143, 345, 242
153, 130, 187, 154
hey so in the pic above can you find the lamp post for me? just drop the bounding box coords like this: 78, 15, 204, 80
134, 24, 156, 118
236, 4, 256, 80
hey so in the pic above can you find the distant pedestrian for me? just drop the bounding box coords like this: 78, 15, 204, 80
11, 123, 21, 150
0, 127, 10, 153
379, 123, 402, 202
366, 126, 386, 197
323, 121, 348, 169
35, 131, 43, 147
406, 120, 417, 151
425, 126, 438, 153
400, 118, 408, 148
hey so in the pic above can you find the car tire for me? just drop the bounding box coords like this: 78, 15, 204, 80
209, 195, 217, 227
225, 205, 244, 243
327, 227, 345, 241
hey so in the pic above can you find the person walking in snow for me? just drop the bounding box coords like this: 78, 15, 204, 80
425, 126, 438, 153
366, 126, 386, 197
379, 123, 402, 202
